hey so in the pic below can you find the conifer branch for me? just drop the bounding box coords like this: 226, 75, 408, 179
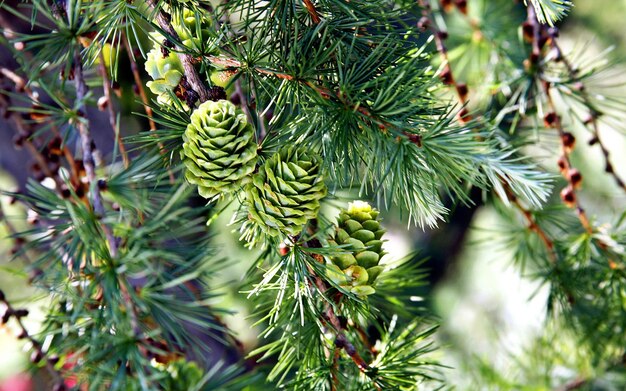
421, 1, 559, 259
311, 271, 380, 389
98, 50, 129, 168
304, 230, 380, 390
207, 55, 404, 140
71, 42, 143, 337
3, 0, 623, 388
72, 49, 117, 251
429, 3, 562, 238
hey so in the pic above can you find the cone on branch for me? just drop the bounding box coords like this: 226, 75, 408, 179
172, 8, 213, 53
326, 201, 387, 296
144, 7, 216, 105
182, 100, 258, 200
144, 40, 184, 106
245, 147, 327, 237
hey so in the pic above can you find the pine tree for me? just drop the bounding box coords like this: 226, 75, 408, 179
0, 0, 624, 390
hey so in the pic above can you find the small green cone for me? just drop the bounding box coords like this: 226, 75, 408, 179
144, 8, 217, 106
245, 146, 327, 237
171, 8, 213, 53
327, 201, 386, 296
145, 37, 184, 106
182, 100, 258, 200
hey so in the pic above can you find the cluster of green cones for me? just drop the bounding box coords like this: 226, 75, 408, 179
181, 100, 385, 296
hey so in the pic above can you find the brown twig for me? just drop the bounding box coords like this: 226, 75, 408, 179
549, 40, 626, 194
98, 50, 130, 168
352, 322, 377, 354
504, 185, 557, 262
50, 124, 80, 184
121, 33, 157, 132
557, 377, 588, 391
309, 270, 377, 382
0, 67, 30, 93
303, 0, 321, 24
330, 347, 341, 391
525, 4, 593, 234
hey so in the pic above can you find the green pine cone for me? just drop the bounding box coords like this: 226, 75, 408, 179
171, 8, 213, 53
144, 8, 215, 105
327, 201, 386, 296
145, 35, 184, 106
182, 100, 258, 200
245, 147, 327, 237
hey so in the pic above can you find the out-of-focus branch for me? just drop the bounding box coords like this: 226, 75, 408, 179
0, 290, 65, 389
525, 4, 593, 234
550, 39, 626, 194
418, 0, 472, 122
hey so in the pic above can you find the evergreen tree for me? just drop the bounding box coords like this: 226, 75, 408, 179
0, 0, 624, 389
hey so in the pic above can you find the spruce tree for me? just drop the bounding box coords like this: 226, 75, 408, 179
0, 0, 624, 389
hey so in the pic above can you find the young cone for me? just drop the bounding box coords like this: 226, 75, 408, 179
182, 100, 258, 200
245, 147, 327, 237
144, 8, 215, 105
327, 201, 387, 296
144, 41, 184, 106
